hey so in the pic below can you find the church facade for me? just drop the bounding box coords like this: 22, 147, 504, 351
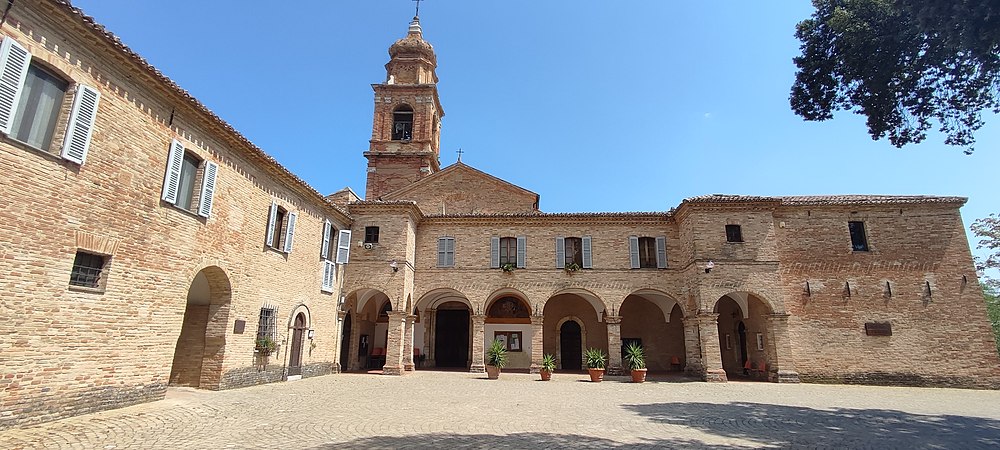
1, 1, 998, 429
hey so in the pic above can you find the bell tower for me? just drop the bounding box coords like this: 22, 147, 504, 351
365, 16, 444, 200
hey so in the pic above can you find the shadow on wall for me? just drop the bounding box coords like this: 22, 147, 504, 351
622, 402, 1000, 449
309, 403, 1000, 449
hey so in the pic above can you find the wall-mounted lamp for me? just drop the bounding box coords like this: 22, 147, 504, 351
307, 329, 315, 339
389, 260, 398, 272
704, 260, 715, 274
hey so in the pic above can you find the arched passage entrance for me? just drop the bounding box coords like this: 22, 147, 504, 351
620, 290, 686, 371
543, 290, 606, 371
169, 266, 231, 389
341, 289, 391, 371
714, 292, 773, 379
414, 288, 473, 370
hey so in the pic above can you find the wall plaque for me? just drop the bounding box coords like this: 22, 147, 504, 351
865, 322, 892, 336
233, 320, 246, 334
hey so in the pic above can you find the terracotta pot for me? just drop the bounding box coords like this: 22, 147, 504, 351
588, 368, 605, 382
630, 368, 647, 383
540, 369, 552, 381
486, 365, 501, 380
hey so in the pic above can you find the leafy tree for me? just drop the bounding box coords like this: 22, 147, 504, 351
972, 214, 1000, 356
791, 0, 1000, 154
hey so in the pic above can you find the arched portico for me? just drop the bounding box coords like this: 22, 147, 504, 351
710, 291, 799, 383
414, 288, 473, 370
543, 291, 608, 372
484, 295, 533, 369
169, 266, 231, 390
341, 288, 391, 372
620, 289, 686, 372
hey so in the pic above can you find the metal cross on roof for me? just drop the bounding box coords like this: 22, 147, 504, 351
456, 148, 464, 162
413, 0, 423, 17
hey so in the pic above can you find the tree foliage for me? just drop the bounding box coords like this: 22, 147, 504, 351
791, 0, 1000, 154
972, 214, 1000, 356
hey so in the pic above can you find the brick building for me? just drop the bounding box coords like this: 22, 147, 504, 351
1, 1, 998, 430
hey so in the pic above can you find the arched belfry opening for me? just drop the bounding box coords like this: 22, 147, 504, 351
169, 267, 231, 389
392, 105, 413, 141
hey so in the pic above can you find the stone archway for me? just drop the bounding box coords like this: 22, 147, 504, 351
543, 291, 607, 370
341, 288, 391, 371
414, 288, 474, 370
484, 296, 532, 370
714, 292, 774, 379
169, 266, 231, 389
620, 290, 686, 372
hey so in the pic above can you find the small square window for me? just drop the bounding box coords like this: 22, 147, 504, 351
725, 224, 743, 243
69, 251, 107, 289
848, 221, 869, 252
364, 226, 380, 244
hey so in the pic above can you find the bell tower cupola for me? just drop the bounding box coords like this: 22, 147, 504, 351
365, 16, 445, 200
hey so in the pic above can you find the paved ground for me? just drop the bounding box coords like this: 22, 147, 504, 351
2, 371, 1000, 449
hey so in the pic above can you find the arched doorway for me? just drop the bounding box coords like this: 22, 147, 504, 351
619, 290, 686, 371
288, 312, 307, 376
169, 266, 231, 389
715, 292, 773, 379
559, 320, 582, 370
543, 290, 606, 371
435, 301, 470, 368
339, 313, 352, 371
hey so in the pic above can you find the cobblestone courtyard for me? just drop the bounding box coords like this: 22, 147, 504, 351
2, 371, 999, 449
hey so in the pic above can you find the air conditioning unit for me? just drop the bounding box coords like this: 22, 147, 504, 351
363, 243, 374, 250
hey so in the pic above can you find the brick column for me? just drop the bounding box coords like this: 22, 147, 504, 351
529, 315, 544, 374
766, 313, 800, 383
682, 316, 703, 376
383, 310, 407, 375
605, 315, 623, 376
696, 313, 727, 382
348, 318, 361, 372
334, 310, 348, 373
403, 315, 416, 372
470, 314, 486, 373
425, 308, 436, 367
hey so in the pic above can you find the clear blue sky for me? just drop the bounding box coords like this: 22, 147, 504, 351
73, 0, 999, 265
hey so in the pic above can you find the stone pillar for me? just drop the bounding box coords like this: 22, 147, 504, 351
425, 308, 436, 367
403, 315, 416, 372
529, 315, 544, 373
605, 315, 623, 376
682, 317, 703, 376
696, 313, 727, 382
470, 314, 486, 373
348, 318, 361, 372
766, 313, 801, 383
383, 311, 407, 375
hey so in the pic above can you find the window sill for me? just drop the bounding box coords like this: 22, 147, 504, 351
2, 134, 71, 164
161, 200, 206, 221
68, 284, 106, 294
726, 241, 745, 244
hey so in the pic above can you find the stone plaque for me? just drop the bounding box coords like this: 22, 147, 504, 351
865, 322, 892, 336
233, 319, 246, 334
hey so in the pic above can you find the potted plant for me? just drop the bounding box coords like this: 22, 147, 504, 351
500, 262, 516, 273
539, 354, 556, 381
623, 342, 647, 383
584, 347, 607, 382
255, 336, 277, 356
564, 262, 582, 272
486, 338, 507, 379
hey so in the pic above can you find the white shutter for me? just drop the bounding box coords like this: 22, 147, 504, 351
516, 236, 526, 268
197, 161, 218, 218
437, 237, 447, 267
628, 236, 640, 269
555, 237, 565, 269
0, 37, 30, 135
446, 237, 455, 267
335, 229, 352, 264
656, 236, 667, 269
321, 220, 332, 260
283, 212, 297, 253
60, 84, 100, 164
265, 201, 278, 247
161, 139, 185, 204
582, 235, 593, 269
490, 236, 500, 268
321, 260, 336, 292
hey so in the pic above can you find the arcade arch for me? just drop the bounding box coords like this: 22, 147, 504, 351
169, 266, 231, 389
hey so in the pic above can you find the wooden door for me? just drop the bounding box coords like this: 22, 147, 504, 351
560, 320, 582, 370
288, 313, 306, 376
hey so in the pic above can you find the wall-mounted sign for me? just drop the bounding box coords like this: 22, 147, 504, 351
233, 320, 246, 334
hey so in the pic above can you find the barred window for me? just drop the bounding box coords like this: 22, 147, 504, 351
69, 251, 107, 289
256, 307, 277, 341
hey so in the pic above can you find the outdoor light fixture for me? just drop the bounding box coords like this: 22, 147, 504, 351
390, 260, 398, 272
705, 260, 715, 273
307, 329, 315, 339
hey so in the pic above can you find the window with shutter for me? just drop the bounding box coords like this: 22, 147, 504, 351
60, 84, 100, 164
498, 237, 516, 266
0, 37, 32, 135
321, 260, 336, 292
283, 212, 297, 253
437, 237, 455, 267
655, 236, 667, 269
265, 201, 278, 247
516, 236, 526, 268
628, 236, 640, 269
161, 139, 217, 217
321, 220, 332, 260
581, 235, 592, 269
490, 236, 500, 268
335, 229, 352, 264
555, 237, 565, 269
638, 237, 657, 268
197, 161, 218, 218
